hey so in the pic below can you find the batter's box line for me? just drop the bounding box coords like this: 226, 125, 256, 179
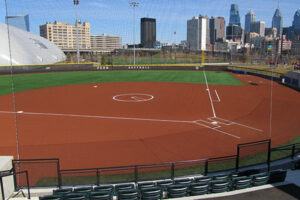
208, 116, 263, 133
0, 110, 241, 139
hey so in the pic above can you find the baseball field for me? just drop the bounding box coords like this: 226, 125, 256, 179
0, 70, 299, 169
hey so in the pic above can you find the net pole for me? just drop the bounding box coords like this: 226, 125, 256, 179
4, 0, 20, 160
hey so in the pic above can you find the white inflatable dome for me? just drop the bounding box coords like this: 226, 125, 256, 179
0, 23, 66, 65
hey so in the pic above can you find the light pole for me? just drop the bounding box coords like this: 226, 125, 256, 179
173, 31, 177, 63
130, 1, 139, 66
73, 0, 80, 64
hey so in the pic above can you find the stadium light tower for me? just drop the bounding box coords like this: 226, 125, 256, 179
129, 0, 139, 66
73, 0, 80, 64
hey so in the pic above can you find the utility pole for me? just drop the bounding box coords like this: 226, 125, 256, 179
129, 1, 139, 66
73, 0, 80, 64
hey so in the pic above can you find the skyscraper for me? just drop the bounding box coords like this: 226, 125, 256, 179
140, 18, 156, 48
226, 25, 243, 42
6, 15, 30, 32
251, 21, 266, 37
272, 8, 283, 37
292, 9, 300, 31
209, 17, 225, 44
245, 11, 256, 33
229, 4, 241, 26
187, 16, 209, 51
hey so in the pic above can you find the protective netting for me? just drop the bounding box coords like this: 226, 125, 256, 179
238, 140, 271, 168
12, 159, 60, 188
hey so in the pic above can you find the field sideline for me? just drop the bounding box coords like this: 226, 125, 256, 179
0, 70, 242, 95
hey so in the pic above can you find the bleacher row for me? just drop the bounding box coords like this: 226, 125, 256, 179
40, 169, 287, 200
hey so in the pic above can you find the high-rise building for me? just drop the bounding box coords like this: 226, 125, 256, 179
6, 15, 30, 32
272, 8, 283, 37
245, 11, 256, 33
265, 27, 278, 39
140, 18, 156, 48
229, 4, 241, 26
91, 35, 122, 52
187, 16, 210, 51
251, 21, 265, 37
40, 21, 91, 50
209, 17, 225, 44
292, 9, 300, 32
226, 24, 243, 42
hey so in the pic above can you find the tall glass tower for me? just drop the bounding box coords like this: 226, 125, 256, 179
293, 9, 300, 31
272, 9, 283, 37
245, 10, 256, 33
229, 4, 241, 26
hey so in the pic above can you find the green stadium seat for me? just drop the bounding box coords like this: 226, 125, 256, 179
249, 172, 269, 179
235, 178, 252, 190
156, 180, 173, 191
189, 183, 209, 196
140, 187, 162, 200
174, 178, 192, 185
53, 188, 73, 196
115, 183, 135, 194
213, 174, 230, 181
211, 181, 230, 193
39, 195, 61, 200
63, 193, 86, 200
117, 189, 139, 200
137, 182, 156, 190
167, 185, 188, 198
73, 187, 93, 195
194, 176, 212, 184
89, 191, 113, 200
93, 185, 114, 194
252, 175, 269, 186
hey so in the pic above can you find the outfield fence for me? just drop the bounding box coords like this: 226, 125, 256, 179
9, 140, 300, 190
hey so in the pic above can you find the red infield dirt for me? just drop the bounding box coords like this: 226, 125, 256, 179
0, 73, 299, 169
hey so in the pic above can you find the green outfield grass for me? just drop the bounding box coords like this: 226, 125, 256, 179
0, 70, 242, 95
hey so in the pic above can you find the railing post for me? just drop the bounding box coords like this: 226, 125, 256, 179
25, 171, 31, 199
292, 144, 296, 159
134, 166, 138, 183
204, 160, 208, 176
267, 140, 271, 172
12, 161, 18, 191
0, 177, 5, 200
96, 169, 100, 186
171, 163, 175, 180
57, 160, 62, 188
236, 146, 240, 172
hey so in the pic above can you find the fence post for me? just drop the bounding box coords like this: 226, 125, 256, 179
236, 146, 240, 172
12, 161, 18, 191
0, 177, 5, 200
57, 160, 62, 188
25, 171, 31, 199
292, 144, 296, 159
171, 163, 175, 180
204, 160, 208, 176
267, 140, 271, 172
134, 166, 138, 183
96, 169, 100, 186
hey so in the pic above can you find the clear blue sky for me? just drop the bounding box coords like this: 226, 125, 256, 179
1, 0, 299, 44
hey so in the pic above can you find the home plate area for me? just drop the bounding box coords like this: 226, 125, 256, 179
194, 116, 263, 139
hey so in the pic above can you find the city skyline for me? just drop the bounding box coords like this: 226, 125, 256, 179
1, 0, 299, 44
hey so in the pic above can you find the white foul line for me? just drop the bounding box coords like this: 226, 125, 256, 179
202, 70, 217, 118
214, 90, 221, 102
0, 110, 241, 139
